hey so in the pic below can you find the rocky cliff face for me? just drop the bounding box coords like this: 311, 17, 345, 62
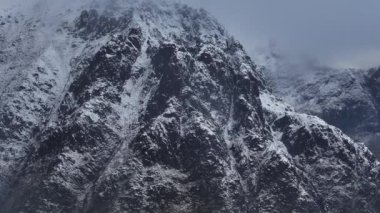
268, 65, 380, 158
0, 1, 379, 212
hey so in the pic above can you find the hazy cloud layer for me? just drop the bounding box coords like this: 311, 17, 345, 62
1, 0, 380, 69
179, 0, 380, 69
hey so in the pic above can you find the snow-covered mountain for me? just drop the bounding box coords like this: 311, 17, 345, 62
0, 0, 379, 212
267, 59, 380, 158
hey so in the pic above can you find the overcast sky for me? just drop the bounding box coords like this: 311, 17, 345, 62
1, 0, 380, 69
179, 0, 380, 69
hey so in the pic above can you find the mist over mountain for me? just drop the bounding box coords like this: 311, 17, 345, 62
0, 0, 379, 212
179, 0, 380, 70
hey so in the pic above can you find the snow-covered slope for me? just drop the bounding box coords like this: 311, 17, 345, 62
267, 63, 380, 158
0, 1, 379, 212
260, 91, 380, 212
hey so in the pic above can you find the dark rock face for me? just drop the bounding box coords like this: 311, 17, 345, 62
268, 67, 380, 158
0, 1, 379, 212
367, 67, 380, 116
260, 93, 380, 212
75, 9, 132, 39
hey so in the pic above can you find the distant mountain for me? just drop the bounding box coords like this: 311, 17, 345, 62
266, 59, 380, 158
0, 0, 379, 212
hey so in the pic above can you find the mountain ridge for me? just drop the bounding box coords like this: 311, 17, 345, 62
0, 1, 379, 212
266, 58, 380, 158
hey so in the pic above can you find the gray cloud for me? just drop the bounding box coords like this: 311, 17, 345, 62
1, 0, 380, 69
179, 0, 380, 69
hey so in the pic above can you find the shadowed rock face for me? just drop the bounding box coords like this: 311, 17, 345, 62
268, 66, 380, 158
0, 1, 379, 212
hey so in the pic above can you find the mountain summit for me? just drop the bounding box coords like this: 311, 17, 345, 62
0, 1, 379, 212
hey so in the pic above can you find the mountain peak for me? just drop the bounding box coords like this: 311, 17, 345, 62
0, 1, 379, 212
